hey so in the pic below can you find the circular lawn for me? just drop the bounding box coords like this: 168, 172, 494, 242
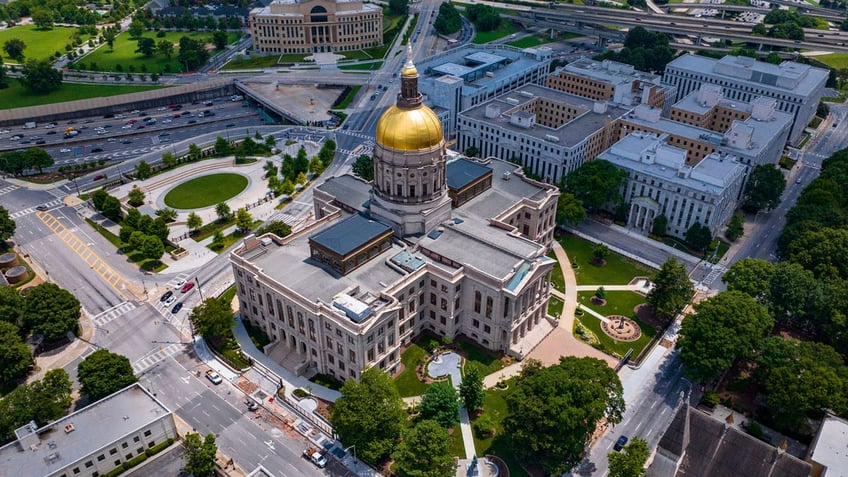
163, 173, 249, 209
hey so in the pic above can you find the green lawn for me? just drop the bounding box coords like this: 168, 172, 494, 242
279, 53, 308, 63
448, 427, 466, 458
207, 222, 261, 253
77, 31, 240, 74
548, 295, 564, 318
472, 20, 519, 44
506, 35, 553, 49
547, 250, 565, 292
0, 81, 163, 110
335, 85, 362, 109
575, 291, 654, 358
457, 339, 505, 376
557, 233, 654, 285
810, 53, 848, 69
164, 173, 248, 209
472, 385, 530, 477
341, 50, 374, 60
0, 25, 92, 64
85, 218, 168, 272
339, 61, 383, 71
222, 54, 279, 70
193, 217, 237, 242
394, 343, 431, 397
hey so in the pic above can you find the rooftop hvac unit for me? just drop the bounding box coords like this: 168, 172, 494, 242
502, 172, 511, 180
505, 98, 520, 105
519, 91, 535, 98
545, 134, 560, 142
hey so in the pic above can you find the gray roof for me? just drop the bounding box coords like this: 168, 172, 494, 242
446, 158, 492, 190
417, 224, 536, 279
315, 174, 372, 213
309, 214, 390, 256
459, 84, 632, 148
808, 413, 848, 476
0, 384, 171, 477
650, 405, 811, 477
666, 54, 828, 98
562, 57, 663, 86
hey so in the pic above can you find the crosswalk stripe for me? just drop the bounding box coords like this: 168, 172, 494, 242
10, 199, 62, 219
0, 185, 17, 196
132, 343, 187, 374
93, 301, 137, 327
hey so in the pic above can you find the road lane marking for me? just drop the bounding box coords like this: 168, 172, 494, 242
35, 211, 128, 299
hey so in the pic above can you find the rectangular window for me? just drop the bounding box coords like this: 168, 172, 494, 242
133, 436, 140, 443
85, 461, 93, 468
97, 455, 105, 462
144, 430, 152, 437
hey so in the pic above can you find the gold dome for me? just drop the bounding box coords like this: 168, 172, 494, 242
401, 63, 418, 77
376, 104, 443, 151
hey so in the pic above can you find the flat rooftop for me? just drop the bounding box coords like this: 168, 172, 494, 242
0, 384, 171, 477
809, 413, 848, 477
562, 57, 663, 86
309, 213, 391, 257
418, 44, 549, 94
460, 84, 632, 148
446, 158, 492, 190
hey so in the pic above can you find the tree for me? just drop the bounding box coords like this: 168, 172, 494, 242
128, 18, 145, 38
678, 291, 773, 382
31, 8, 53, 29
646, 258, 693, 320
725, 214, 744, 241
420, 381, 459, 428
0, 206, 15, 241
157, 39, 174, 60
308, 156, 323, 174
177, 36, 209, 71
102, 27, 117, 50
183, 432, 218, 477
392, 420, 454, 477
564, 160, 627, 211
684, 222, 711, 251
754, 337, 848, 429
215, 202, 231, 222
0, 57, 9, 90
235, 208, 252, 233
3, 38, 25, 62
0, 369, 72, 442
352, 154, 374, 181
592, 244, 610, 264
24, 148, 53, 174
295, 147, 310, 175
141, 234, 165, 261
651, 214, 668, 236
295, 171, 307, 185
505, 358, 624, 475
91, 189, 108, 210
101, 195, 122, 222
767, 261, 819, 330
722, 258, 773, 304
212, 31, 228, 50
211, 231, 225, 249
187, 212, 203, 232
743, 164, 785, 212
388, 0, 409, 14
0, 286, 22, 326
127, 186, 145, 207
330, 367, 405, 463
155, 207, 178, 222
189, 297, 233, 340
19, 60, 62, 94
434, 2, 462, 34
21, 283, 80, 341
556, 192, 586, 226
77, 349, 137, 401
255, 221, 292, 238
0, 320, 32, 384
134, 160, 152, 180
214, 136, 231, 156
608, 437, 650, 477
188, 143, 202, 161
135, 37, 155, 57
459, 366, 484, 412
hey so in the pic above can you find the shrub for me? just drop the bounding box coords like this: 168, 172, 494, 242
293, 388, 309, 399
702, 391, 720, 407
473, 413, 497, 438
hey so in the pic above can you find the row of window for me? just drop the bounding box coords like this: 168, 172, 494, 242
59, 431, 160, 477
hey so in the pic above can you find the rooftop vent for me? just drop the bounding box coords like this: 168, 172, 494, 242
505, 98, 520, 105
64, 424, 74, 434
545, 134, 560, 142
502, 172, 511, 180
518, 91, 535, 98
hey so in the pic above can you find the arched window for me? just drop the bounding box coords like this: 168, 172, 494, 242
310, 5, 328, 22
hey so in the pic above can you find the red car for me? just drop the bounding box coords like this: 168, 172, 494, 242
181, 282, 195, 293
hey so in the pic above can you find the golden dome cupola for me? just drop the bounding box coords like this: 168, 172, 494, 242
375, 45, 443, 151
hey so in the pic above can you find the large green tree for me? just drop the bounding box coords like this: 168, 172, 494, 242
722, 258, 774, 304
433, 2, 462, 35
0, 369, 73, 443
187, 212, 203, 232
21, 283, 80, 341
255, 220, 292, 238
0, 320, 32, 384
188, 297, 234, 341
678, 291, 773, 382
352, 154, 373, 181
646, 257, 693, 320
388, 0, 409, 14
235, 208, 253, 233
135, 37, 156, 57
77, 349, 137, 401
563, 160, 627, 211
3, 38, 25, 62
329, 367, 404, 463
183, 432, 218, 477
0, 286, 22, 326
608, 437, 650, 477
767, 261, 819, 330
420, 381, 459, 428
392, 420, 454, 477
19, 59, 62, 94
459, 366, 484, 412
0, 205, 16, 241
556, 192, 586, 226
684, 222, 712, 251
100, 195, 123, 223
754, 337, 848, 429
743, 164, 786, 212
504, 358, 624, 475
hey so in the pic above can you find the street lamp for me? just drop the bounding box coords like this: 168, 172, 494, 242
195, 276, 204, 301
344, 445, 358, 474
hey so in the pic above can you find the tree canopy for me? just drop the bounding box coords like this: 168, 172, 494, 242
563, 160, 627, 211
329, 367, 405, 463
189, 297, 234, 341
77, 349, 137, 401
646, 258, 693, 321
21, 283, 80, 341
595, 27, 675, 73
504, 358, 624, 475
743, 164, 785, 212
459, 366, 484, 412
392, 420, 454, 477
608, 437, 650, 477
352, 154, 374, 181
556, 192, 586, 226
722, 258, 774, 304
183, 432, 218, 477
19, 59, 62, 94
420, 381, 459, 428
678, 291, 773, 382
433, 2, 462, 35
0, 205, 16, 241
3, 38, 25, 62
0, 369, 73, 444
0, 320, 32, 384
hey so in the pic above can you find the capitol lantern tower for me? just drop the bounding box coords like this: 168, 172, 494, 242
369, 45, 452, 237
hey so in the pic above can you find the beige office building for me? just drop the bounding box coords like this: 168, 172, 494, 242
249, 0, 382, 54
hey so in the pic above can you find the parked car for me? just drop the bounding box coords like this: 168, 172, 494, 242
614, 435, 629, 452
160, 290, 174, 302
181, 282, 195, 293
164, 295, 177, 306
91, 147, 104, 152
171, 302, 184, 314
303, 447, 328, 468
205, 370, 222, 385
